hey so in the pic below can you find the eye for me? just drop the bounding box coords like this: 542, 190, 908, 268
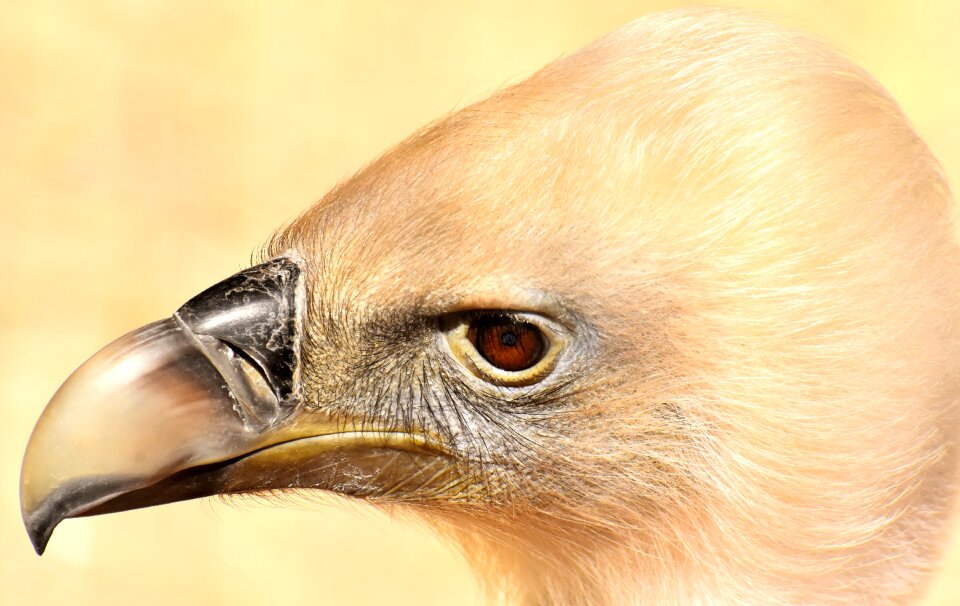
442, 311, 565, 387
468, 317, 545, 371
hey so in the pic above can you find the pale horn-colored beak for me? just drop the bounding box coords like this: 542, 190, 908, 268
20, 255, 311, 553
21, 254, 457, 555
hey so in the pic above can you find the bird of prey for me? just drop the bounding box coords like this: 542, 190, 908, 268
20, 8, 960, 606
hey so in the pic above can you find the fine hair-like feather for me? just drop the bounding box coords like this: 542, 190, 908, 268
266, 8, 960, 605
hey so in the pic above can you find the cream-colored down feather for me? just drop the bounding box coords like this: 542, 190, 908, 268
264, 8, 960, 605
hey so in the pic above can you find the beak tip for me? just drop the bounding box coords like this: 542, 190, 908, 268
21, 475, 147, 557
24, 511, 56, 556
22, 477, 55, 555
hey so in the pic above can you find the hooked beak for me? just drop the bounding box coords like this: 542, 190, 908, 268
20, 255, 451, 555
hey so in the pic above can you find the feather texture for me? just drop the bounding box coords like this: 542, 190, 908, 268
263, 8, 960, 605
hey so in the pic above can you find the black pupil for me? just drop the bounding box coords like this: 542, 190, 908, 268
500, 332, 518, 346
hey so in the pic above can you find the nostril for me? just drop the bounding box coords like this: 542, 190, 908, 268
179, 326, 280, 430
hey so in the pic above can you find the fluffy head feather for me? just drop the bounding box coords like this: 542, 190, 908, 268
265, 8, 960, 605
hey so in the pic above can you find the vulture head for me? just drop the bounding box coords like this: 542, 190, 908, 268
20, 8, 960, 605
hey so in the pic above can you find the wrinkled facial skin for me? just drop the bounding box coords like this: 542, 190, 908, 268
21, 8, 960, 606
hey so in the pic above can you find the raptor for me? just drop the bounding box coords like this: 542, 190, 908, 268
21, 9, 960, 605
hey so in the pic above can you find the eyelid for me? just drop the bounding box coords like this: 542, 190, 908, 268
440, 310, 567, 388
443, 290, 574, 330
452, 309, 565, 334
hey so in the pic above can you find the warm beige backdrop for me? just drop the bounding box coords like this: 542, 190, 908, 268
2, 1, 958, 605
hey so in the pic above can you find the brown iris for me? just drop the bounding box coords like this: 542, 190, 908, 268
468, 316, 546, 372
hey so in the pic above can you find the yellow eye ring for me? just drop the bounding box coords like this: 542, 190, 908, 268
442, 312, 565, 387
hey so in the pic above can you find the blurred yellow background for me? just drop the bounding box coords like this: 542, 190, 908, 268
2, 1, 959, 604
